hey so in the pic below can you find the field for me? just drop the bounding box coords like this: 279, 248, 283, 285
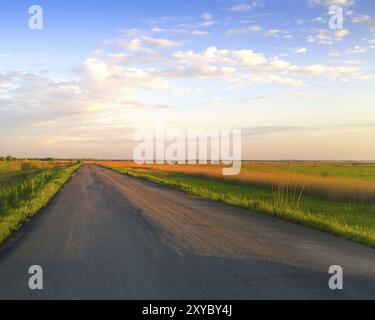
96, 161, 375, 247
0, 159, 76, 180
0, 160, 81, 244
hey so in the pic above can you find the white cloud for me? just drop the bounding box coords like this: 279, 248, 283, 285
294, 47, 308, 54
140, 27, 207, 37
142, 36, 180, 48
234, 50, 267, 66
0, 72, 87, 130
307, 29, 349, 44
346, 45, 374, 54
207, 98, 224, 105
270, 59, 292, 70
108, 53, 129, 62
230, 3, 252, 12
0, 72, 12, 89
118, 36, 180, 51
0, 57, 177, 132
266, 29, 282, 37
294, 64, 360, 77
178, 14, 217, 28
308, 0, 355, 7
201, 13, 213, 21
81, 58, 169, 94
1, 34, 373, 150
351, 14, 375, 35
337, 59, 362, 65
230, 0, 265, 12
191, 30, 209, 36
335, 29, 349, 39
352, 15, 370, 24
307, 30, 331, 44
328, 50, 341, 57
172, 47, 268, 69
226, 25, 262, 36
170, 46, 369, 86
117, 38, 143, 52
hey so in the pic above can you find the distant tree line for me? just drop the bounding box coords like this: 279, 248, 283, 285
0, 156, 56, 161
0, 156, 14, 161
0, 156, 83, 164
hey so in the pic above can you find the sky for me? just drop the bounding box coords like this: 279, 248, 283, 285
0, 0, 374, 160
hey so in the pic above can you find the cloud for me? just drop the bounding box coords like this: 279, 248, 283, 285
242, 126, 316, 138
0, 72, 12, 89
172, 47, 267, 70
108, 53, 129, 63
307, 29, 349, 44
103, 33, 183, 64
234, 50, 268, 66
207, 98, 224, 105
339, 122, 375, 128
149, 103, 175, 109
294, 47, 308, 54
346, 45, 375, 54
308, 0, 355, 7
334, 29, 349, 39
201, 13, 213, 21
225, 25, 262, 36
206, 91, 317, 107
191, 30, 209, 36
352, 14, 375, 35
80, 58, 170, 101
0, 55, 179, 131
1, 29, 373, 155
0, 72, 86, 129
352, 15, 371, 24
2, 40, 370, 133
230, 1, 265, 12
230, 3, 252, 12
266, 29, 282, 37
142, 36, 181, 48
178, 13, 217, 28
117, 36, 180, 51
150, 27, 209, 36
170, 46, 370, 87
165, 64, 237, 80
172, 47, 233, 65
240, 95, 274, 103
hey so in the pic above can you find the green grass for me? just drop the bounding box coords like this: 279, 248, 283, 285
0, 164, 81, 245
103, 165, 375, 248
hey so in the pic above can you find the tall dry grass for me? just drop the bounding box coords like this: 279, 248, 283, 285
0, 160, 72, 179
97, 161, 375, 204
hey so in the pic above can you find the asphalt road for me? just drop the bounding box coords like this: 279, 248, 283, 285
0, 164, 374, 299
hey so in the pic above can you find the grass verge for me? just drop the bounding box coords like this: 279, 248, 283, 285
101, 165, 375, 248
0, 164, 81, 245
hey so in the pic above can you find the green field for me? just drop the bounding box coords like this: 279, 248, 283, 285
0, 161, 81, 245
101, 163, 375, 248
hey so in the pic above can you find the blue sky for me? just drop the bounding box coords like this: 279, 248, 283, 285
0, 0, 374, 159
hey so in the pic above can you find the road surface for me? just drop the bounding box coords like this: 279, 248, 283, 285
0, 164, 374, 299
